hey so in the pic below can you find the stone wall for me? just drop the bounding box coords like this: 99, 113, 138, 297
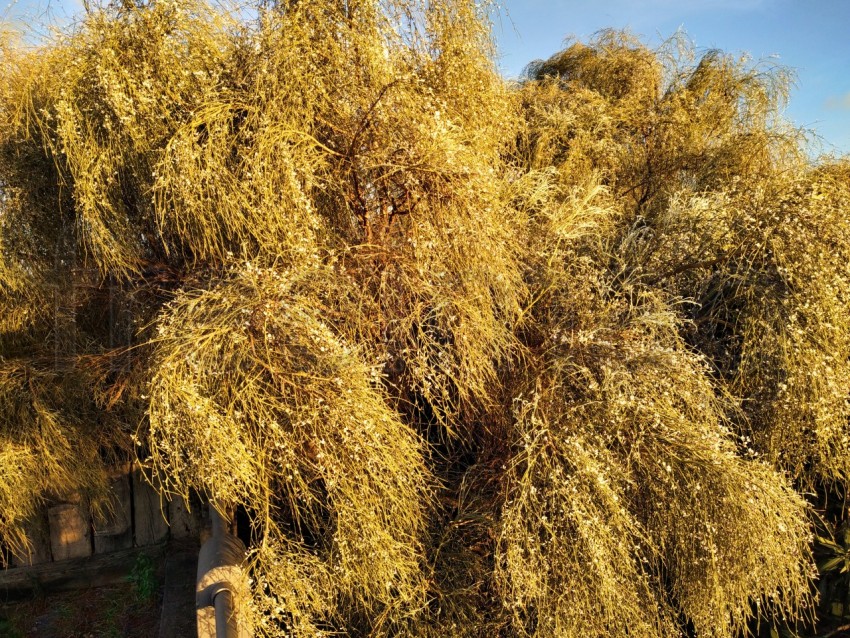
6, 464, 203, 567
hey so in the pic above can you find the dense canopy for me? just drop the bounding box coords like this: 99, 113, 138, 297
1, 1, 849, 636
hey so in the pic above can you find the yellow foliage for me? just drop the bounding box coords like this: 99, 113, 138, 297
2, 5, 849, 637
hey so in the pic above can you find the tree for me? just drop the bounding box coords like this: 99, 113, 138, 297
1, 4, 847, 636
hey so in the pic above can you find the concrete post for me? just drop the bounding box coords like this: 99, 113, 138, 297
196, 507, 251, 638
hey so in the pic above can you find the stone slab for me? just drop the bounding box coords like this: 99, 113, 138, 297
133, 470, 170, 546
158, 543, 199, 638
48, 504, 91, 561
94, 472, 134, 553
168, 494, 203, 540
9, 511, 52, 567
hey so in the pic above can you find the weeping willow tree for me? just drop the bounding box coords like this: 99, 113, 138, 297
518, 31, 850, 489
1, 3, 848, 636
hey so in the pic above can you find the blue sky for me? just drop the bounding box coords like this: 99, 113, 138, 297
495, 0, 850, 156
3, 0, 848, 155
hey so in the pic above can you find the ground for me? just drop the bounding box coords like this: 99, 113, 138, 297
0, 541, 197, 638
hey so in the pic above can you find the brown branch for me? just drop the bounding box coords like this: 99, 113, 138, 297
818, 623, 850, 638
345, 80, 401, 162
344, 81, 404, 240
